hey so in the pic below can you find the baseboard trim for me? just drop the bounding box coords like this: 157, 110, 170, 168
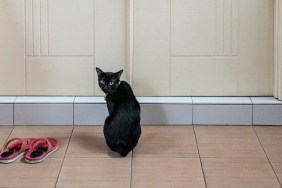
0, 96, 281, 125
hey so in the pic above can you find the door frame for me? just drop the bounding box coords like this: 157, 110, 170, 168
274, 0, 282, 100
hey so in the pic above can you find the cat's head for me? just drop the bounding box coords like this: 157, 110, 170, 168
96, 67, 123, 94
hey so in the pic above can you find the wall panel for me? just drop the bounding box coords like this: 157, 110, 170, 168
25, 0, 33, 56
171, 0, 217, 56
48, 0, 94, 55
133, 0, 171, 96
26, 57, 94, 95
33, 0, 41, 56
0, 0, 25, 95
41, 0, 49, 56
238, 0, 274, 95
171, 57, 238, 95
0, 0, 276, 96
94, 0, 127, 95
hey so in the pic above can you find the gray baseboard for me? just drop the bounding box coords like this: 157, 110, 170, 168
0, 96, 281, 125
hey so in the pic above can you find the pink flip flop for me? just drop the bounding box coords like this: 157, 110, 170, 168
0, 138, 35, 164
25, 137, 58, 164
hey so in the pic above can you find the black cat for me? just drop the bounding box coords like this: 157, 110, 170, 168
96, 67, 141, 157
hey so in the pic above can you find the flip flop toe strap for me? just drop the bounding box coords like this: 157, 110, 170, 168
0, 138, 27, 159
3, 138, 27, 154
30, 138, 53, 157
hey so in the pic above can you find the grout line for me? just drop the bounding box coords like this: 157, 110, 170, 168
54, 125, 75, 187
169, 0, 172, 95
249, 97, 254, 126
39, 0, 41, 56
24, 0, 27, 95
130, 150, 133, 188
13, 102, 15, 126
171, 55, 238, 58
73, 97, 75, 126
3, 126, 16, 148
47, 0, 49, 55
252, 126, 282, 187
12, 96, 17, 126
215, 0, 217, 55
25, 55, 94, 57
191, 97, 194, 125
193, 126, 207, 188
93, 0, 96, 94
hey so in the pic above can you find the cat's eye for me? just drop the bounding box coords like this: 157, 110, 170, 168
100, 80, 105, 84
109, 82, 114, 86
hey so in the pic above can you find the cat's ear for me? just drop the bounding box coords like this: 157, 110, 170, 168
115, 69, 123, 79
96, 67, 104, 77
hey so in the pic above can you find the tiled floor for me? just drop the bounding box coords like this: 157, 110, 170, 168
0, 125, 282, 188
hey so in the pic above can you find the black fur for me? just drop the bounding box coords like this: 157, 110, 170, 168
96, 67, 141, 157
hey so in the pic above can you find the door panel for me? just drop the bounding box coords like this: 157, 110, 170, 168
94, 0, 127, 95
133, 0, 274, 96
133, 0, 171, 96
0, 0, 275, 96
238, 0, 274, 95
171, 57, 238, 95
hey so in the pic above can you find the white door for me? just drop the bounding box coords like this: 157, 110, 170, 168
133, 0, 274, 96
0, 0, 274, 96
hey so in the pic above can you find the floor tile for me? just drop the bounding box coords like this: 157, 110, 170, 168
272, 163, 282, 185
0, 126, 13, 137
254, 126, 282, 135
9, 126, 73, 158
11, 125, 73, 135
256, 137, 282, 163
0, 125, 281, 188
66, 132, 132, 158
195, 125, 256, 136
195, 126, 267, 159
66, 133, 108, 157
140, 125, 194, 134
201, 157, 268, 163
134, 126, 198, 158
73, 125, 103, 134
66, 126, 132, 158
0, 158, 63, 188
57, 158, 131, 187
254, 126, 282, 163
203, 161, 281, 187
0, 126, 13, 148
131, 158, 205, 187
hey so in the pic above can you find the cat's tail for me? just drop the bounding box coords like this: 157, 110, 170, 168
115, 141, 129, 157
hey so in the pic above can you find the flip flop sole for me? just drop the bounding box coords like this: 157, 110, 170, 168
25, 145, 58, 164
0, 151, 26, 164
